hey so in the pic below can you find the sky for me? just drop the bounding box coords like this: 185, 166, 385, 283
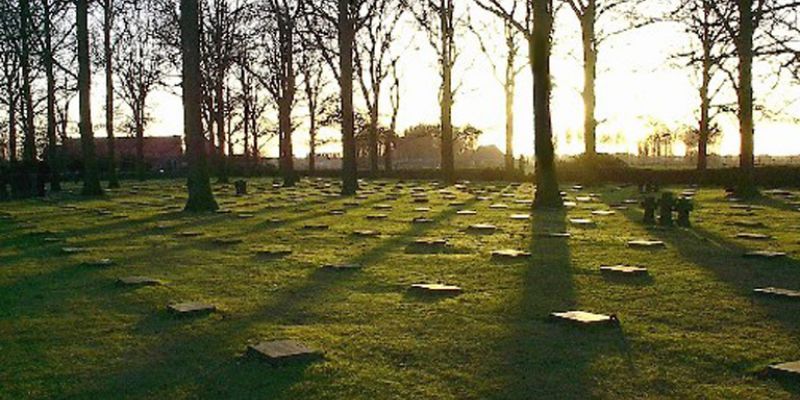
75, 2, 800, 159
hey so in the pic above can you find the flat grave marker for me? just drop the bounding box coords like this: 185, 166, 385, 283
736, 233, 772, 240
627, 240, 666, 249
744, 250, 787, 259
409, 283, 463, 296
600, 265, 648, 276
456, 210, 477, 216
321, 263, 362, 271
753, 287, 800, 300
167, 302, 216, 316
117, 276, 162, 287
550, 311, 619, 327
768, 360, 800, 379
491, 249, 531, 259
247, 340, 322, 364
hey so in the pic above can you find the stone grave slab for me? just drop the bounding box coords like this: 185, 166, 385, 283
366, 214, 388, 220
570, 218, 596, 227
468, 224, 497, 232
117, 276, 162, 287
600, 265, 648, 276
768, 360, 800, 379
168, 302, 216, 315
456, 210, 477, 216
627, 240, 665, 248
61, 247, 87, 254
302, 224, 329, 230
563, 201, 577, 208
753, 287, 800, 300
255, 248, 293, 258
510, 214, 531, 220
449, 201, 466, 207
412, 217, 434, 224
409, 283, 462, 295
489, 204, 509, 209
237, 213, 255, 219
214, 238, 244, 246
414, 207, 431, 212
744, 250, 786, 259
550, 311, 619, 326
736, 233, 772, 240
491, 249, 531, 259
591, 210, 616, 216
85, 259, 115, 267
353, 230, 380, 237
321, 263, 362, 271
732, 220, 766, 229
329, 210, 345, 215
178, 231, 204, 237
537, 232, 572, 238
247, 340, 322, 364
373, 204, 393, 210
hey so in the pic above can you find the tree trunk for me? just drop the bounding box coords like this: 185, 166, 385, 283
135, 105, 145, 180
77, 0, 103, 196
181, 0, 217, 212
504, 51, 515, 172
6, 90, 16, 163
736, 0, 755, 195
581, 7, 597, 158
308, 101, 316, 173
43, 0, 61, 192
215, 80, 228, 182
439, 0, 454, 184
19, 0, 36, 164
104, 0, 120, 188
531, 0, 561, 209
339, 0, 358, 195
368, 103, 379, 174
698, 18, 710, 171
279, 18, 296, 187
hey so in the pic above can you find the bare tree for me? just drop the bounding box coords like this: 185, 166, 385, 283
99, 0, 120, 187
181, 0, 217, 211
250, 0, 304, 186
709, 0, 800, 195
19, 0, 36, 166
298, 47, 329, 173
77, 0, 103, 195
560, 0, 646, 157
385, 59, 400, 171
115, 0, 167, 180
672, 0, 733, 170
354, 0, 404, 174
474, 0, 562, 208
304, 0, 375, 195
0, 0, 20, 164
404, 0, 463, 184
470, 12, 526, 172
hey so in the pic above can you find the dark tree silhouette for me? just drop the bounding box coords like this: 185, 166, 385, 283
475, 0, 562, 208
181, 0, 217, 211
101, 0, 120, 188
405, 0, 462, 184
77, 0, 103, 196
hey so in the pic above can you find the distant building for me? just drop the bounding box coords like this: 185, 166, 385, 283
61, 136, 183, 172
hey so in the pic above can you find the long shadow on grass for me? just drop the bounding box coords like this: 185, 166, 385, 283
482, 208, 630, 399
608, 189, 800, 393
77, 191, 479, 398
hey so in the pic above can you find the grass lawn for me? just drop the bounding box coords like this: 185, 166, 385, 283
1, 178, 800, 399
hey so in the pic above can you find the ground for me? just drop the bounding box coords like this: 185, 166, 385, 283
1, 178, 799, 399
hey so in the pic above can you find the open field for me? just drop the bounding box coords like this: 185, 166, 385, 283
1, 178, 800, 399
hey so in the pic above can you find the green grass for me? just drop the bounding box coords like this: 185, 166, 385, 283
1, 178, 800, 399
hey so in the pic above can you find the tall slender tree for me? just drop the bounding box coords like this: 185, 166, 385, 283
77, 0, 103, 195
354, 0, 403, 174
305, 0, 374, 195
181, 0, 217, 211
405, 0, 461, 184
101, 0, 120, 187
475, 0, 562, 208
